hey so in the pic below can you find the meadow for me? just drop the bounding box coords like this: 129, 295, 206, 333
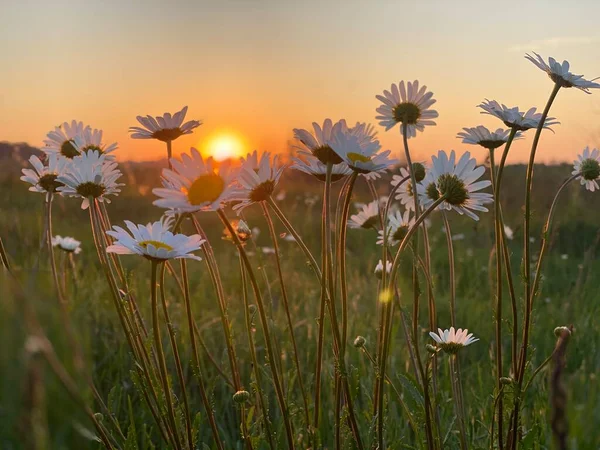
1, 153, 599, 450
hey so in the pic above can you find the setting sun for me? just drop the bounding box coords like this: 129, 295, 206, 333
203, 131, 246, 162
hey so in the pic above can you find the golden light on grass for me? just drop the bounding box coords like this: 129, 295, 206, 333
202, 130, 246, 162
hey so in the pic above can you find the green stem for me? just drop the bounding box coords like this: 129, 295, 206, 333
0, 234, 11, 272
450, 355, 468, 450
442, 213, 456, 327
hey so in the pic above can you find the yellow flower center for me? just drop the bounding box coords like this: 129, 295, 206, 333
347, 152, 371, 164
185, 174, 225, 205
138, 240, 174, 251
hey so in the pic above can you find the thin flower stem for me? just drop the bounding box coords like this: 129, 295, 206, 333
158, 264, 195, 450
239, 252, 276, 450
218, 209, 295, 450
0, 234, 11, 271
261, 202, 311, 434
394, 286, 420, 383
150, 261, 183, 450
442, 213, 456, 327
166, 140, 173, 170
449, 355, 468, 450
523, 347, 558, 394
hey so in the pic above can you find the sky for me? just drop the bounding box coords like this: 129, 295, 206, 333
2, 0, 600, 164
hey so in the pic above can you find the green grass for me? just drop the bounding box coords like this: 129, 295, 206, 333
1, 163, 599, 449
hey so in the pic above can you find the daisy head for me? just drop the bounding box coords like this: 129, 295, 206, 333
106, 218, 203, 262
376, 209, 415, 246
429, 327, 479, 354
573, 147, 600, 191
478, 100, 559, 132
391, 164, 426, 211
229, 151, 285, 211
293, 119, 349, 165
153, 148, 238, 213
222, 219, 252, 244
525, 52, 600, 93
43, 120, 88, 159
423, 150, 493, 221
290, 154, 352, 183
57, 151, 123, 209
457, 126, 522, 150
52, 236, 82, 254
129, 106, 201, 142
349, 200, 380, 229
376, 80, 438, 138
74, 127, 118, 159
374, 259, 392, 280
330, 126, 397, 174
21, 154, 70, 194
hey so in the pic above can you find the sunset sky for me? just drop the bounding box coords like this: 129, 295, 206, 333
2, 0, 600, 164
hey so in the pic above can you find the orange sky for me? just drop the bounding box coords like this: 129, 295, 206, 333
2, 1, 600, 165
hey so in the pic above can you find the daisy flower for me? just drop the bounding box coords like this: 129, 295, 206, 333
57, 151, 123, 209
74, 127, 118, 158
106, 218, 203, 262
376, 80, 438, 138
330, 126, 397, 174
229, 151, 285, 211
429, 327, 479, 354
422, 150, 493, 221
43, 120, 88, 159
21, 154, 70, 194
391, 164, 426, 211
573, 146, 600, 191
374, 259, 392, 280
291, 154, 352, 182
525, 52, 600, 93
376, 209, 415, 246
52, 236, 82, 254
478, 100, 559, 132
457, 126, 522, 150
129, 106, 202, 142
153, 148, 238, 213
349, 200, 380, 229
504, 225, 514, 240
293, 119, 349, 165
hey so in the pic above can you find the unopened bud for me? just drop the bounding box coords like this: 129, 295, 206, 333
412, 162, 426, 183
425, 344, 438, 354
94, 413, 104, 422
248, 304, 257, 316
353, 336, 366, 348
233, 390, 250, 404
500, 377, 513, 385
554, 326, 571, 338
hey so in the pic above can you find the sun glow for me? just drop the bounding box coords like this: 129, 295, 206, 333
203, 131, 246, 162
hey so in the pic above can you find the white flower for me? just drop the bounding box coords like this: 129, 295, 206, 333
129, 106, 201, 141
429, 327, 479, 354
21, 154, 70, 194
153, 148, 238, 213
52, 236, 82, 254
525, 52, 600, 93
42, 120, 88, 159
422, 150, 494, 221
573, 147, 600, 191
291, 154, 352, 182
106, 218, 203, 261
262, 247, 275, 254
376, 80, 438, 138
229, 151, 285, 211
376, 209, 415, 246
293, 119, 349, 165
391, 166, 421, 211
374, 259, 392, 279
330, 126, 397, 174
457, 126, 522, 150
478, 100, 559, 132
349, 200, 380, 229
57, 151, 123, 209
504, 225, 514, 240
74, 127, 118, 159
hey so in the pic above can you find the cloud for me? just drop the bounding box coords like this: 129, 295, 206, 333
508, 36, 600, 52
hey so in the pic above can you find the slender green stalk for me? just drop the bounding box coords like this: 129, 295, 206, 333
218, 209, 295, 450
239, 253, 276, 449
261, 202, 311, 434
0, 234, 11, 271
150, 261, 183, 450
449, 355, 468, 450
442, 213, 456, 326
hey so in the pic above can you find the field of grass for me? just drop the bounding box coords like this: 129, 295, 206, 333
1, 161, 600, 449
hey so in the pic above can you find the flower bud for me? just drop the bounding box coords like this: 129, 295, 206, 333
353, 336, 366, 348
412, 163, 426, 183
425, 344, 438, 354
248, 304, 257, 316
554, 326, 571, 338
233, 390, 250, 404
500, 377, 513, 385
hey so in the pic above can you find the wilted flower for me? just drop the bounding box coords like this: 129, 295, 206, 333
349, 200, 380, 229
42, 120, 88, 159
21, 154, 70, 194
525, 52, 600, 93
57, 151, 123, 209
106, 218, 203, 261
293, 119, 348, 165
376, 210, 415, 246
573, 147, 600, 191
52, 236, 82, 254
429, 327, 479, 354
374, 260, 392, 279
129, 106, 201, 142
153, 148, 238, 213
457, 126, 522, 150
478, 100, 559, 132
376, 80, 438, 138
